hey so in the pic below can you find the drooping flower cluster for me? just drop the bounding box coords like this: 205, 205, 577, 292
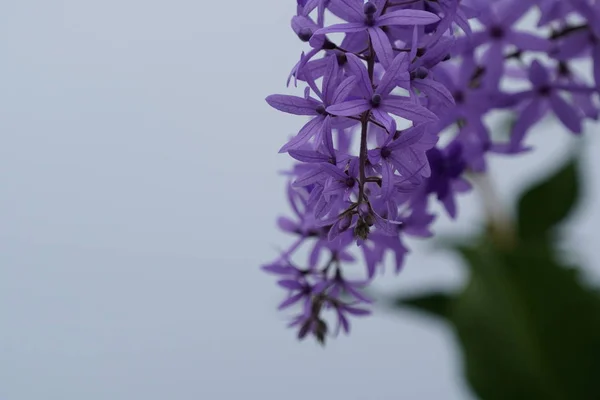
263, 0, 600, 343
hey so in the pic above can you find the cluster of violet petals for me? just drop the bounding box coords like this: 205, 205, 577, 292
262, 0, 600, 344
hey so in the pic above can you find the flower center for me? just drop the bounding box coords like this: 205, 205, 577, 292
412, 67, 428, 80
537, 85, 551, 96
453, 91, 465, 103
557, 62, 570, 77
370, 94, 382, 107
489, 25, 504, 39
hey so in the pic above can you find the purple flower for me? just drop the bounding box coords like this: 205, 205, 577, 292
322, 158, 360, 200
330, 300, 371, 336
368, 123, 438, 199
267, 58, 358, 153
361, 230, 409, 277
262, 0, 600, 343
458, 0, 549, 88
423, 141, 472, 218
314, 0, 440, 68
552, 7, 600, 89
507, 60, 590, 150
432, 55, 491, 132
326, 53, 438, 132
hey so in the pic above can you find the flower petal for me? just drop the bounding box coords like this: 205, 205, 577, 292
266, 94, 319, 115
328, 0, 364, 22
554, 30, 590, 60
277, 216, 299, 233
528, 60, 550, 87
345, 53, 373, 98
386, 124, 428, 150
278, 292, 306, 310
509, 99, 547, 150
322, 56, 339, 105
331, 75, 358, 104
327, 99, 371, 116
412, 78, 455, 108
368, 27, 394, 69
497, 0, 531, 25
593, 43, 600, 90
482, 41, 504, 89
320, 162, 349, 180
341, 305, 371, 316
323, 179, 349, 196
314, 22, 366, 35
381, 96, 439, 123
507, 31, 550, 52
279, 117, 325, 153
293, 165, 328, 187
376, 52, 408, 96
277, 279, 304, 290
288, 149, 331, 163
371, 108, 396, 134
376, 9, 440, 26
380, 161, 395, 200
549, 93, 582, 133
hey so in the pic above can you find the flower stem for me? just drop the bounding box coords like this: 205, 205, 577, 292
471, 172, 516, 249
358, 112, 370, 203
358, 39, 376, 204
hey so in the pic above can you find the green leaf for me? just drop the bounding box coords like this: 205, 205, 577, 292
395, 243, 600, 400
517, 157, 580, 239
392, 156, 600, 399
395, 292, 454, 319
454, 242, 600, 400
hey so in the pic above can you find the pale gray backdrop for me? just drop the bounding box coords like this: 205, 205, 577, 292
1, 1, 599, 399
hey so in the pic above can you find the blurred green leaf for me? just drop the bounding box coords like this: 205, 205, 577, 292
459, 243, 600, 400
517, 157, 580, 240
396, 243, 600, 400
395, 292, 453, 319
393, 156, 600, 400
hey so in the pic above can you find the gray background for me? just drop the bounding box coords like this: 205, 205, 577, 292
1, 1, 598, 399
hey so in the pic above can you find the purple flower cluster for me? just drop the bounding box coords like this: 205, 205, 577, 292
263, 0, 600, 343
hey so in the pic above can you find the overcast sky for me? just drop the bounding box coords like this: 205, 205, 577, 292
1, 1, 599, 399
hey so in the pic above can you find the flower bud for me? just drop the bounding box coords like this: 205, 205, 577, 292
354, 218, 371, 240
339, 214, 353, 232
363, 2, 377, 15
297, 27, 313, 42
